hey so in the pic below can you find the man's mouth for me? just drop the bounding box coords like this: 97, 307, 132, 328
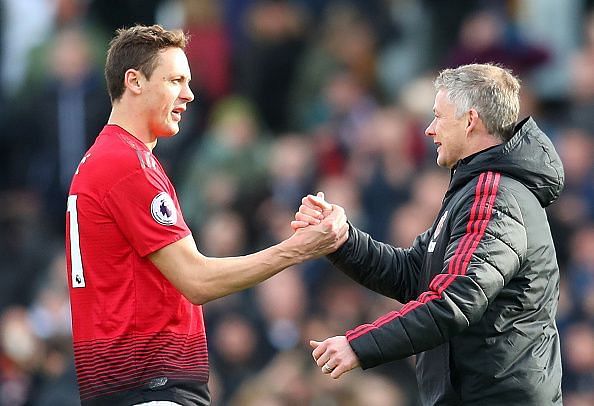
172, 107, 185, 120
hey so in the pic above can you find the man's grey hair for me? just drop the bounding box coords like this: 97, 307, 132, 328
434, 64, 521, 141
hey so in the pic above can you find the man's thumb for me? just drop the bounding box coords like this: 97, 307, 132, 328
310, 340, 321, 348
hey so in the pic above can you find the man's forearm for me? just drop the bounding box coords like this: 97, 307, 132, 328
197, 239, 307, 303
150, 207, 348, 305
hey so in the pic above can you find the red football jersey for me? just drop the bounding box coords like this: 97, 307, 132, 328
65, 125, 209, 405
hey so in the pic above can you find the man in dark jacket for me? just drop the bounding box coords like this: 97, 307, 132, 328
293, 63, 564, 405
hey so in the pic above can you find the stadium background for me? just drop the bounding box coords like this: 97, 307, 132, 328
0, 0, 593, 405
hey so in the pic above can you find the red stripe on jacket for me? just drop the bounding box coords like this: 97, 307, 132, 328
346, 171, 501, 342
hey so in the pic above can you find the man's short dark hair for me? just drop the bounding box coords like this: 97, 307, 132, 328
105, 24, 188, 103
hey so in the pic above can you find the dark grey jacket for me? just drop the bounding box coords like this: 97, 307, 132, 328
328, 117, 564, 405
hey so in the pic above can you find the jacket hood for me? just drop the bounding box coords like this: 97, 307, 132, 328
447, 117, 565, 207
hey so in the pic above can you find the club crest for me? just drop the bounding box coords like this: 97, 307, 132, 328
428, 210, 448, 253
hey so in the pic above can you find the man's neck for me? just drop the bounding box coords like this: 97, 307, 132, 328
462, 128, 502, 160
460, 143, 501, 165
108, 105, 157, 151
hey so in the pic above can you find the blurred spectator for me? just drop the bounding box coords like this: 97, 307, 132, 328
568, 8, 594, 134
348, 373, 409, 406
183, 0, 232, 105
409, 168, 450, 216
237, 0, 308, 132
550, 128, 594, 229
179, 96, 271, 229
322, 71, 379, 154
0, 1, 4, 107
0, 0, 53, 190
289, 3, 378, 131
397, 72, 438, 130
0, 306, 42, 406
267, 133, 316, 210
26, 251, 78, 405
0, 192, 55, 311
11, 26, 110, 235
228, 349, 317, 405
88, 0, 161, 33
566, 226, 594, 319
425, 0, 476, 66
198, 210, 248, 257
199, 210, 252, 316
444, 8, 549, 76
569, 8, 594, 103
514, 0, 582, 100
313, 271, 367, 331
28, 253, 71, 341
0, 0, 54, 98
388, 203, 432, 248
349, 106, 417, 240
255, 266, 307, 351
209, 312, 265, 404
253, 198, 300, 249
376, 0, 432, 99
315, 174, 365, 230
562, 323, 594, 401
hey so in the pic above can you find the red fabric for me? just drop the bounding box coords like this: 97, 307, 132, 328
65, 125, 206, 400
185, 24, 231, 101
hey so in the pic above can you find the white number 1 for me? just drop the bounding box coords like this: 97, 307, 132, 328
67, 195, 86, 288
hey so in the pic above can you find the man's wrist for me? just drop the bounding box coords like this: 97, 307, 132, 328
275, 238, 308, 267
327, 221, 352, 261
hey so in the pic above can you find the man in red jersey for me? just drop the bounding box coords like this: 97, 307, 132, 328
65, 24, 348, 406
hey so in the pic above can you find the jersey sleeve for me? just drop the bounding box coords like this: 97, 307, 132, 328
102, 168, 191, 257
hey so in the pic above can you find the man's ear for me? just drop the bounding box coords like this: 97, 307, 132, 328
123, 69, 143, 95
465, 109, 480, 136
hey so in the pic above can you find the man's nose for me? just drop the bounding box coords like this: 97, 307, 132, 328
182, 84, 194, 102
425, 118, 436, 137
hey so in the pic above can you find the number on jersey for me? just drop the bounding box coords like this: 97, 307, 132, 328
67, 195, 86, 288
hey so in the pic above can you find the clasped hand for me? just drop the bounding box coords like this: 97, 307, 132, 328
289, 192, 349, 259
291, 192, 360, 379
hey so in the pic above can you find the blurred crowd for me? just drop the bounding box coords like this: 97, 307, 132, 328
0, 0, 593, 405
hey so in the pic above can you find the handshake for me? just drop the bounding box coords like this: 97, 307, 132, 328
286, 192, 361, 379
286, 192, 350, 261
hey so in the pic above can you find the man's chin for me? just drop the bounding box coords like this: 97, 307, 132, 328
436, 159, 452, 169
159, 125, 180, 138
